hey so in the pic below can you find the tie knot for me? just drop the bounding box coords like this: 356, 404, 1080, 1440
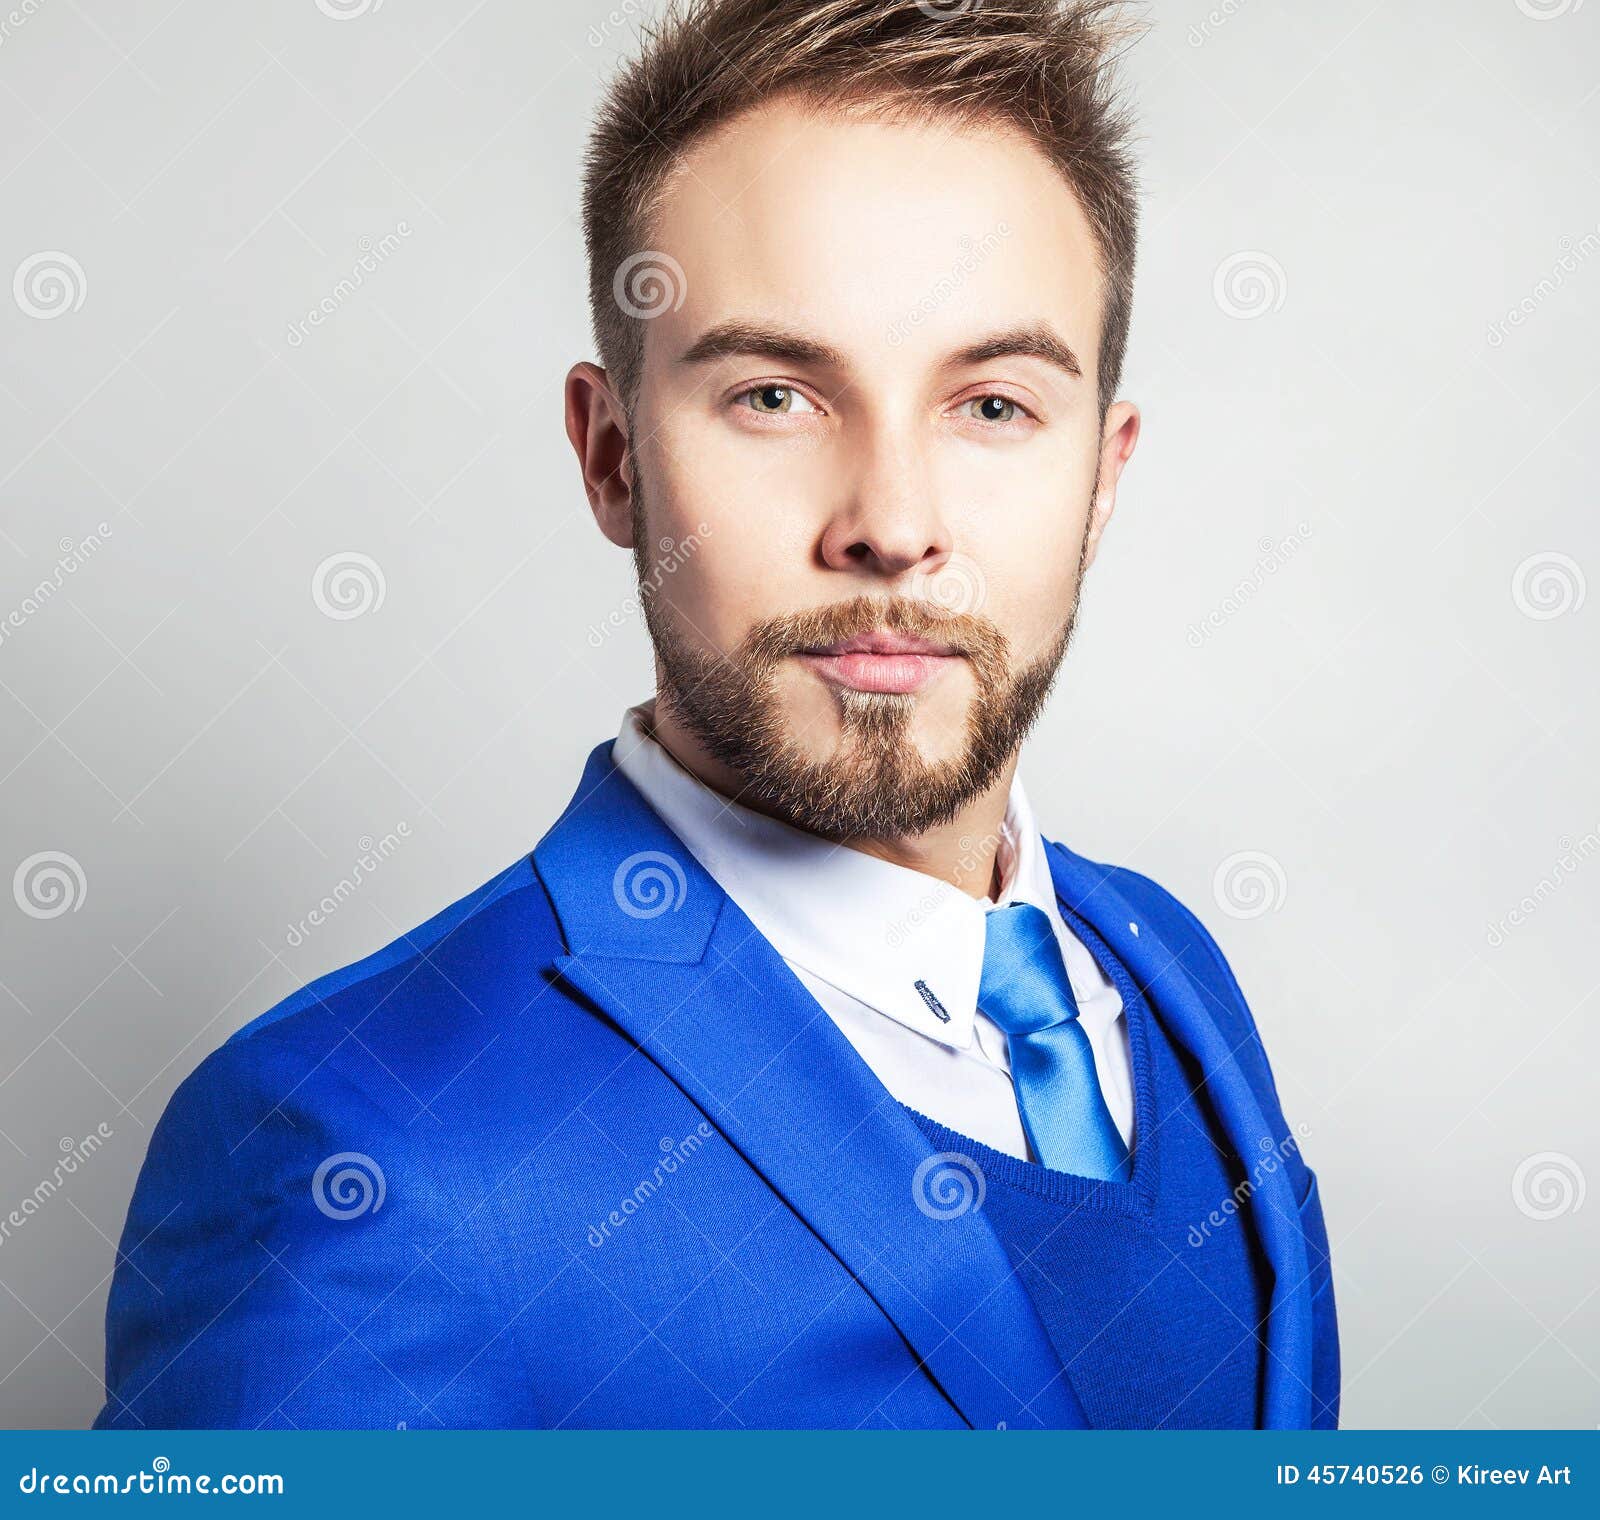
978, 902, 1081, 1036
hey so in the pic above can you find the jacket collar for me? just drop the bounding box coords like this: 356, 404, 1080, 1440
534, 738, 1312, 1428
535, 739, 1085, 1429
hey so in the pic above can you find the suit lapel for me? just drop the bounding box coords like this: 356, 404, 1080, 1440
1044, 841, 1316, 1429
534, 742, 1088, 1430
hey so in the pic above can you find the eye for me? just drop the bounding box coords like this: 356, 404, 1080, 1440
963, 394, 1029, 425
738, 384, 818, 416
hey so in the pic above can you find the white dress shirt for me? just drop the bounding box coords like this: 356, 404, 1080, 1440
611, 700, 1135, 1162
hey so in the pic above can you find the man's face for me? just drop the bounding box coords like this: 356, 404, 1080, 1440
617, 95, 1136, 838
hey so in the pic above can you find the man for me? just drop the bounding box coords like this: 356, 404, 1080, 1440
94, 0, 1336, 1430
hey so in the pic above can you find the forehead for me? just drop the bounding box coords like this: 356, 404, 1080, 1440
646, 94, 1104, 366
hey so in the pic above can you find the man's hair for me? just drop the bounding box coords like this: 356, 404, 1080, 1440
581, 0, 1143, 425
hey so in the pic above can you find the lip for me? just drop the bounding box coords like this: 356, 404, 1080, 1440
796, 630, 962, 695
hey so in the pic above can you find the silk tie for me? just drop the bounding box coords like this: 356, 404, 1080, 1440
979, 902, 1133, 1182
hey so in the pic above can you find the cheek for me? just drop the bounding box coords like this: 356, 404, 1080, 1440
641, 432, 820, 653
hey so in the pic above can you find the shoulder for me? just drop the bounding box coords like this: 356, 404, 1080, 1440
1046, 839, 1281, 1080
1047, 841, 1245, 1006
228, 851, 554, 1050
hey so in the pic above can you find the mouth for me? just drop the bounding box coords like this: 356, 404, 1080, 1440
794, 629, 963, 695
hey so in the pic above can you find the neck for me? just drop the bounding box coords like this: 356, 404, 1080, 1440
643, 696, 1014, 902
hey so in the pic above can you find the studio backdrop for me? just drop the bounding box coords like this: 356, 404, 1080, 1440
1, 0, 1595, 1429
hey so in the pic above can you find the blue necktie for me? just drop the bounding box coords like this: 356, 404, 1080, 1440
979, 903, 1132, 1182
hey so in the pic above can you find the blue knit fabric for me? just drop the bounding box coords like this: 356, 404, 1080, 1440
903, 903, 1274, 1429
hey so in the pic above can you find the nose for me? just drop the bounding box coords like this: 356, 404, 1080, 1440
817, 423, 953, 578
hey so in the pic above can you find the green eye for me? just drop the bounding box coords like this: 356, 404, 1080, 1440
969, 395, 1018, 423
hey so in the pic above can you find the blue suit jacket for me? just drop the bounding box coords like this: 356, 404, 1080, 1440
94, 740, 1338, 1430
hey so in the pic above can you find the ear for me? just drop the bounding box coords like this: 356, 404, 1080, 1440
565, 362, 635, 548
1082, 399, 1140, 573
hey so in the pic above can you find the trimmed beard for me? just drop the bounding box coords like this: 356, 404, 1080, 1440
632, 486, 1093, 841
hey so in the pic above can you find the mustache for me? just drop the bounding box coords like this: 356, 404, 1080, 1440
742, 594, 998, 666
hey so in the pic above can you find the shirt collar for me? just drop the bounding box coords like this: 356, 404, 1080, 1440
611, 699, 1069, 1054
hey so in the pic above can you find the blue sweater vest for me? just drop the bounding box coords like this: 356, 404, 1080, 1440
902, 903, 1274, 1429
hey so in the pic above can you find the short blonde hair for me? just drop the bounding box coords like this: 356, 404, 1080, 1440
581, 0, 1144, 421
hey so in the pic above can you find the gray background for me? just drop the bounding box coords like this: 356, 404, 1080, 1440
2, 0, 1596, 1430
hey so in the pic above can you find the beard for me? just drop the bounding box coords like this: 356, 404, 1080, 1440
632, 487, 1093, 841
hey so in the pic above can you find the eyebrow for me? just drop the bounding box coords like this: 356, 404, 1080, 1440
677, 320, 1083, 381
